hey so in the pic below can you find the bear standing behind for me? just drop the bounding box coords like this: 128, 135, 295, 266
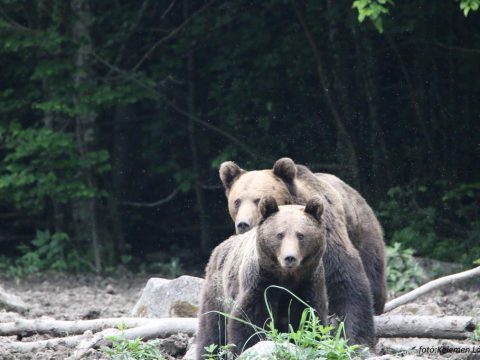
196, 196, 328, 359
219, 158, 386, 316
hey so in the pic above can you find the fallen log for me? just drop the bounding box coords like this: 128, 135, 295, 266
0, 315, 476, 339
384, 266, 480, 312
0, 317, 198, 354
0, 286, 28, 313
68, 318, 198, 360
0, 317, 156, 337
375, 315, 476, 340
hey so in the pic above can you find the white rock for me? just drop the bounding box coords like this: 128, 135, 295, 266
131, 276, 204, 318
238, 341, 300, 359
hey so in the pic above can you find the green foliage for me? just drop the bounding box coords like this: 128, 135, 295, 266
378, 182, 480, 264
101, 335, 164, 360
386, 243, 425, 293
471, 326, 480, 342
460, 0, 480, 16
0, 124, 110, 213
352, 0, 394, 32
353, 0, 479, 31
203, 343, 236, 360
266, 313, 360, 360
0, 230, 91, 277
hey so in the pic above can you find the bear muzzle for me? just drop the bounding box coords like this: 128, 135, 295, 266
279, 254, 301, 269
236, 221, 251, 233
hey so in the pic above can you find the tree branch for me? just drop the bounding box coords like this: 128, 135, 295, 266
161, 0, 178, 19
122, 189, 179, 207
130, 0, 217, 73
384, 266, 480, 312
433, 41, 480, 55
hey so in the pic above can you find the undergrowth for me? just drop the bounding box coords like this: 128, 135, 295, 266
386, 242, 425, 293
377, 182, 480, 264
101, 323, 165, 360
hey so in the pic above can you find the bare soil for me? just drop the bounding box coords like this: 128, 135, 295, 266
0, 273, 151, 360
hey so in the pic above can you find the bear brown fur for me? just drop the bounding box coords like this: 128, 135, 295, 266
219, 158, 382, 346
196, 196, 328, 359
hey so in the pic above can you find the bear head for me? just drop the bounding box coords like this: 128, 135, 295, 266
255, 195, 325, 280
219, 158, 298, 234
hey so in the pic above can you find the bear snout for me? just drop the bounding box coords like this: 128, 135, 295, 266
236, 221, 251, 233
279, 254, 300, 269
284, 255, 297, 266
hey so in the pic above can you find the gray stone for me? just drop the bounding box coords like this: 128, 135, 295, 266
131, 276, 204, 318
238, 341, 301, 359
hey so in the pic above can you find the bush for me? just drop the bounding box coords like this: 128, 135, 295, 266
386, 242, 425, 293
0, 229, 92, 277
0, 124, 110, 213
377, 182, 480, 264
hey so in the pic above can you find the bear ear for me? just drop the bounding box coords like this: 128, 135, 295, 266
219, 161, 244, 190
305, 195, 324, 223
259, 196, 279, 220
273, 157, 297, 184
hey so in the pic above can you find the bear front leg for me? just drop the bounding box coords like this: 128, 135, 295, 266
227, 290, 268, 356
196, 280, 226, 360
324, 248, 376, 349
300, 263, 329, 326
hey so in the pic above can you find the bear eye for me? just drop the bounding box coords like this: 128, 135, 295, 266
234, 199, 241, 209
254, 198, 260, 205
297, 233, 305, 240
276, 233, 284, 240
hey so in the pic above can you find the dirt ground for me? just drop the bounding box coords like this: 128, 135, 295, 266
0, 271, 479, 360
0, 273, 151, 360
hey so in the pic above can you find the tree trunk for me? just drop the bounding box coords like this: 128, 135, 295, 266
352, 27, 390, 197
293, 2, 360, 187
109, 106, 130, 259
37, 0, 65, 234
71, 0, 101, 273
184, 0, 211, 254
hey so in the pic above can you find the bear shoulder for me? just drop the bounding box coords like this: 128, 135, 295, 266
204, 230, 259, 301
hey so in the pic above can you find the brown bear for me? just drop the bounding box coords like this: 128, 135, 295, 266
219, 158, 382, 341
196, 196, 329, 359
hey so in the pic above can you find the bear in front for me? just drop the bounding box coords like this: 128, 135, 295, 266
196, 196, 328, 359
219, 158, 379, 346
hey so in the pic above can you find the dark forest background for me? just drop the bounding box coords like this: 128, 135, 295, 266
0, 0, 479, 275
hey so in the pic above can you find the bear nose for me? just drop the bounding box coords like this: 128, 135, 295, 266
284, 256, 297, 266
237, 221, 250, 233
